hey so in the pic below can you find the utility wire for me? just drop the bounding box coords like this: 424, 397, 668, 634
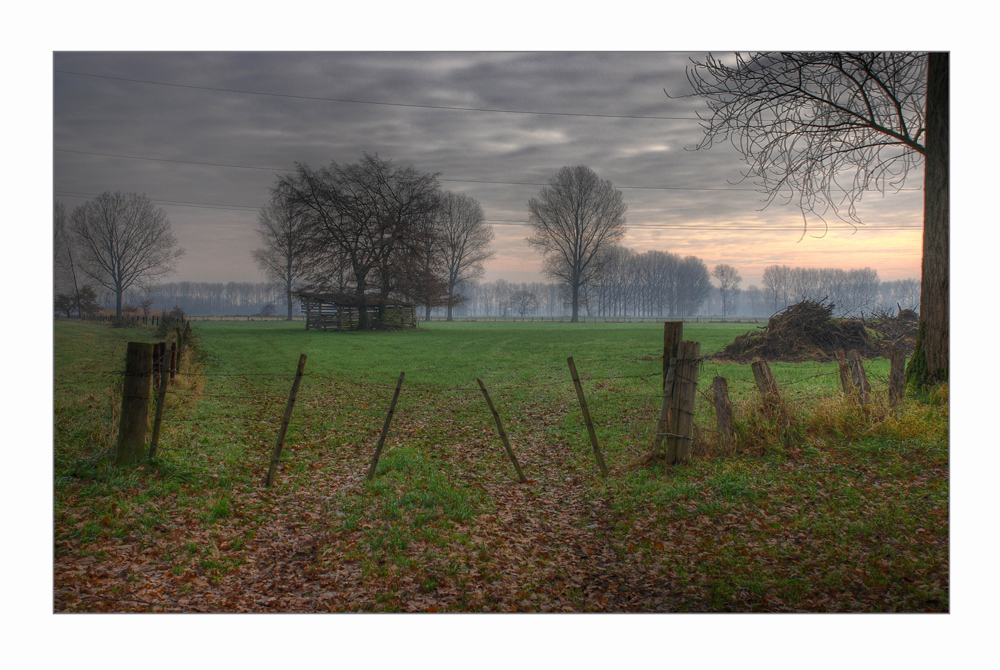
54, 69, 701, 121
53, 149, 772, 192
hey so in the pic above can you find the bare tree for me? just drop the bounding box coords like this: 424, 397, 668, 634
252, 195, 315, 320
436, 191, 495, 321
275, 154, 440, 330
510, 287, 538, 319
712, 263, 742, 317
69, 192, 184, 319
681, 51, 947, 386
526, 166, 628, 322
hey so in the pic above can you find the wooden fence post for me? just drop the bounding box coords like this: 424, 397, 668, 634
889, 349, 906, 406
366, 371, 405, 480
169, 342, 177, 380
265, 354, 308, 488
663, 321, 683, 391
567, 357, 608, 477
751, 358, 782, 418
476, 379, 528, 483
846, 350, 871, 405
834, 350, 852, 394
115, 342, 153, 467
712, 376, 735, 452
665, 341, 701, 465
148, 349, 171, 460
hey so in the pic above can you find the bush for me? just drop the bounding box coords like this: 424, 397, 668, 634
155, 305, 187, 338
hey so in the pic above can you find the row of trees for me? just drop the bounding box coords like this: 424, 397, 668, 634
142, 281, 285, 316
590, 247, 712, 318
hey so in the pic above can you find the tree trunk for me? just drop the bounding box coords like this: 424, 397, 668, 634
906, 51, 949, 387
570, 282, 580, 323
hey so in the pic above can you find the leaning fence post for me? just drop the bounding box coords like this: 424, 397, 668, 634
265, 354, 308, 488
148, 349, 171, 460
751, 358, 781, 415
476, 379, 527, 483
646, 361, 677, 463
846, 350, 871, 406
115, 342, 153, 467
567, 357, 608, 477
367, 371, 405, 480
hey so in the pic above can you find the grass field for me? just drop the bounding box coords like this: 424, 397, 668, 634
53, 319, 948, 612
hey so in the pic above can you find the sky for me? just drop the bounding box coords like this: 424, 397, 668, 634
52, 50, 925, 289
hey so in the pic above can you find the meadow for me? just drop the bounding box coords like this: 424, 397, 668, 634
53, 318, 948, 612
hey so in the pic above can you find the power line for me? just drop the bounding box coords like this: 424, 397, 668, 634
53, 189, 921, 231
53, 148, 780, 192
54, 69, 701, 121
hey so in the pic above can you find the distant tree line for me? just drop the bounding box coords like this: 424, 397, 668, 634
136, 282, 286, 317
759, 265, 919, 317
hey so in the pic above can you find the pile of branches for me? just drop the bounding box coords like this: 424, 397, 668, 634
715, 299, 913, 363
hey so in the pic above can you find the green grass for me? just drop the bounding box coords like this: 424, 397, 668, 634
53, 319, 948, 613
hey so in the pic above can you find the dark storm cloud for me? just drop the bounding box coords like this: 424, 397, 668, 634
53, 51, 921, 285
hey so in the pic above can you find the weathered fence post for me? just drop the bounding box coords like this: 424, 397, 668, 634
115, 342, 153, 467
846, 349, 871, 406
169, 342, 177, 380
663, 321, 683, 390
665, 341, 701, 465
889, 349, 906, 406
265, 354, 308, 488
476, 379, 528, 483
148, 348, 171, 460
712, 376, 735, 452
567, 357, 608, 477
751, 358, 782, 418
646, 362, 677, 463
366, 371, 405, 480
834, 350, 852, 394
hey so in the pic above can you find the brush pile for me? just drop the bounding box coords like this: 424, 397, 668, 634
715, 300, 918, 363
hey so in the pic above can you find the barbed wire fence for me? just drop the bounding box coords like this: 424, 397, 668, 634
69, 321, 908, 487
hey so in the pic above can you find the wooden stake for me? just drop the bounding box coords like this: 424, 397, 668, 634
834, 350, 852, 394
148, 350, 170, 460
265, 354, 308, 488
846, 350, 871, 405
667, 341, 701, 465
662, 321, 683, 391
115, 342, 152, 467
476, 379, 527, 482
712, 376, 735, 452
567, 357, 608, 477
366, 371, 405, 480
889, 348, 906, 406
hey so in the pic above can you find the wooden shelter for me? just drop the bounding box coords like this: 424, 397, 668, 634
296, 291, 417, 331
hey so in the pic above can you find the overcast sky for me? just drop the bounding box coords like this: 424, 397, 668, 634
52, 50, 925, 289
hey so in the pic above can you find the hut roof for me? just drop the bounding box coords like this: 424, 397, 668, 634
294, 290, 414, 308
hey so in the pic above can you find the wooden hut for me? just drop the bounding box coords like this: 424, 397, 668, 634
296, 291, 417, 331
